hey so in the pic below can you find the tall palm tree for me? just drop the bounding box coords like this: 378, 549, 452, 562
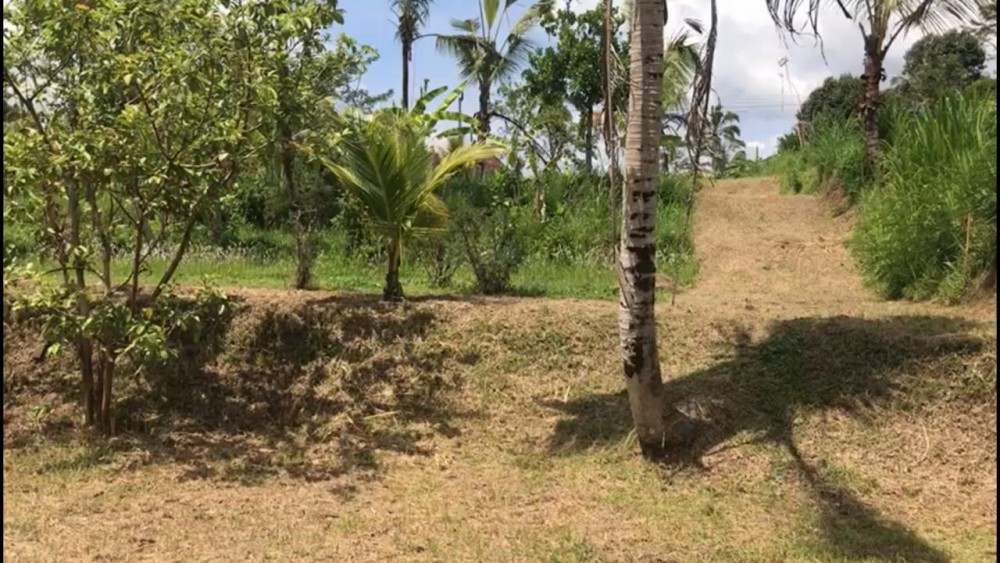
618, 0, 669, 458
707, 104, 745, 176
434, 0, 548, 140
327, 114, 503, 300
391, 0, 433, 109
766, 0, 980, 173
660, 28, 702, 172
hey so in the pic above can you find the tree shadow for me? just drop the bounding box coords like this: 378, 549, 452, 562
544, 315, 987, 562
12, 294, 474, 486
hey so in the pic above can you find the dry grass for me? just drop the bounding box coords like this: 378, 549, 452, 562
3, 179, 996, 562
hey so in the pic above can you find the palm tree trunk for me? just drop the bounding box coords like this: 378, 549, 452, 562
477, 78, 491, 142
384, 236, 404, 301
619, 0, 667, 458
402, 40, 411, 109
861, 44, 883, 175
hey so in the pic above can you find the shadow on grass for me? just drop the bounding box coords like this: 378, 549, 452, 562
544, 314, 988, 562
10, 294, 474, 487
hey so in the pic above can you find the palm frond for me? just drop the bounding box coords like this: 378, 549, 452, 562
425, 141, 506, 190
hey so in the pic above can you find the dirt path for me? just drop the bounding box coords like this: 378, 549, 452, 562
677, 177, 994, 321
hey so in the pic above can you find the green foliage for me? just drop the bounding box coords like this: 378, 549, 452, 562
777, 132, 802, 153
775, 118, 870, 198
797, 74, 864, 124
523, 4, 627, 169
326, 109, 505, 299
453, 201, 532, 295
894, 30, 986, 108
706, 105, 746, 177
852, 93, 997, 302
434, 0, 549, 137
1, 0, 360, 432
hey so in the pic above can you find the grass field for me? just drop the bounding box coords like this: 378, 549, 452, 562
98, 252, 696, 301
4, 178, 995, 562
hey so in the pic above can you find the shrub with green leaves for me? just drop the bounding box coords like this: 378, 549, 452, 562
852, 93, 997, 302
455, 204, 531, 295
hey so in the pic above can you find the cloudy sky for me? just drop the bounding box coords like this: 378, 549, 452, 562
339, 0, 995, 157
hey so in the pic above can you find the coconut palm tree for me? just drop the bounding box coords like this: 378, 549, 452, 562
660, 29, 702, 172
434, 0, 548, 140
391, 0, 433, 109
707, 105, 745, 176
766, 0, 980, 173
618, 0, 669, 458
327, 114, 503, 300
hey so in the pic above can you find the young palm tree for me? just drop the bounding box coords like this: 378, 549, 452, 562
766, 0, 980, 173
391, 0, 433, 109
327, 114, 503, 300
618, 0, 668, 458
434, 0, 548, 140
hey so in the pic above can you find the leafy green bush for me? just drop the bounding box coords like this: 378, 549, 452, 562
411, 228, 465, 288
852, 93, 997, 302
3, 223, 35, 266
455, 203, 531, 295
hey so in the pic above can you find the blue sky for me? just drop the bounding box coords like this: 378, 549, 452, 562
337, 0, 996, 158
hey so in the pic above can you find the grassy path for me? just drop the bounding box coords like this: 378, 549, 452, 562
4, 178, 996, 562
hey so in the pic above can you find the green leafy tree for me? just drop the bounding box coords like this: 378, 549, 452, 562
768, 0, 980, 173
523, 5, 626, 171
251, 1, 350, 289
798, 74, 864, 123
391, 0, 434, 109
493, 83, 574, 214
3, 0, 269, 433
434, 0, 549, 140
895, 30, 986, 108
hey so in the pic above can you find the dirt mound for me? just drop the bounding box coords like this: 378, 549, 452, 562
3, 293, 480, 481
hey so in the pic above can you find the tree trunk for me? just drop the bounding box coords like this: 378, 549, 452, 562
861, 45, 883, 175
584, 106, 594, 172
619, 0, 667, 458
477, 78, 491, 142
65, 95, 96, 427
281, 123, 311, 290
402, 40, 411, 109
384, 237, 404, 301
98, 350, 115, 435
603, 0, 618, 256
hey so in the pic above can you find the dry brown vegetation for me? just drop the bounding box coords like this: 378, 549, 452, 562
4, 178, 996, 562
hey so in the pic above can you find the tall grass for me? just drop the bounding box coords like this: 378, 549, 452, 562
776, 118, 870, 198
852, 94, 997, 302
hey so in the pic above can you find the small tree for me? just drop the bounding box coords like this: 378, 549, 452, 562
253, 3, 362, 289
326, 89, 503, 300
4, 0, 269, 433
